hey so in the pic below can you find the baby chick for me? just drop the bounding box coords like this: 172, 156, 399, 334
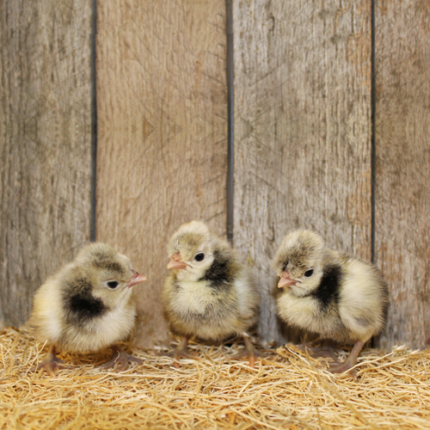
29, 243, 147, 376
162, 221, 261, 367
272, 230, 388, 374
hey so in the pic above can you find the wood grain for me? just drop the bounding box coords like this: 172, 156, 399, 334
233, 0, 372, 345
0, 0, 93, 328
375, 0, 430, 349
96, 0, 228, 346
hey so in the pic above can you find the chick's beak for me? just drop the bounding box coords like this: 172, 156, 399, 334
127, 270, 147, 288
167, 252, 187, 270
278, 271, 297, 288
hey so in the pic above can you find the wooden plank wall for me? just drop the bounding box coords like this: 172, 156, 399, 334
1, 0, 429, 350
375, 0, 430, 349
233, 0, 372, 345
96, 0, 228, 346
0, 0, 93, 328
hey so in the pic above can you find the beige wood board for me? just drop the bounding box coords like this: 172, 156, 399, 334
233, 0, 373, 344
96, 0, 228, 346
0, 1, 93, 327
375, 0, 430, 349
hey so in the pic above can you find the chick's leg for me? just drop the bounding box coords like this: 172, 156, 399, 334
172, 336, 196, 368
231, 333, 265, 368
100, 344, 143, 372
35, 345, 73, 377
329, 340, 365, 375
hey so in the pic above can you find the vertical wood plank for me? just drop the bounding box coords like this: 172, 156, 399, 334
96, 0, 228, 346
233, 0, 372, 344
375, 0, 430, 349
0, 0, 93, 327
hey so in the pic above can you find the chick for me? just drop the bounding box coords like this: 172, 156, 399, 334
29, 243, 147, 376
162, 221, 261, 367
272, 230, 388, 374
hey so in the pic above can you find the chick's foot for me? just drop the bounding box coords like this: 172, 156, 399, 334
171, 337, 198, 368
231, 334, 265, 368
34, 346, 73, 377
100, 345, 143, 372
298, 339, 343, 362
328, 340, 364, 378
156, 337, 197, 368
328, 361, 357, 378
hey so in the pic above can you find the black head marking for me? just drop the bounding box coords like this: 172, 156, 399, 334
63, 277, 107, 326
199, 250, 234, 288
309, 264, 342, 310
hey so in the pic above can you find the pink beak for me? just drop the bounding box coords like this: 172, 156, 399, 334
278, 271, 297, 288
167, 252, 187, 270
126, 270, 147, 288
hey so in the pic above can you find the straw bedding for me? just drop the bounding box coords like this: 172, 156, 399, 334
1, 327, 429, 430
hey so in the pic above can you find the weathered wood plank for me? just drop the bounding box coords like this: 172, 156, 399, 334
233, 0, 372, 345
0, 0, 93, 328
375, 0, 430, 349
96, 0, 228, 346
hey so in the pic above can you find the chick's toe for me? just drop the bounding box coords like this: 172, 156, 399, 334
100, 345, 143, 372
34, 346, 74, 377
231, 334, 266, 368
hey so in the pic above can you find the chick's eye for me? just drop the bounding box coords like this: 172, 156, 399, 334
194, 253, 205, 262
106, 281, 119, 289
304, 269, 314, 277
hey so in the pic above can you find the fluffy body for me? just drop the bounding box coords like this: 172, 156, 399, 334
29, 243, 140, 354
163, 266, 257, 342
273, 230, 388, 347
162, 221, 259, 343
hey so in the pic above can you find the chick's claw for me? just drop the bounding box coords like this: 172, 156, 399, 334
231, 348, 265, 368
298, 342, 342, 362
33, 346, 74, 377
328, 361, 356, 375
327, 340, 364, 378
166, 337, 198, 368
172, 348, 198, 369
328, 361, 358, 381
35, 360, 73, 377
231, 335, 265, 368
100, 345, 143, 372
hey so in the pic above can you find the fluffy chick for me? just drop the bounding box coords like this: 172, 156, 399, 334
272, 230, 388, 374
29, 243, 147, 376
162, 221, 261, 367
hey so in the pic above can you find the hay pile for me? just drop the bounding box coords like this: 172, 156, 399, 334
1, 327, 429, 429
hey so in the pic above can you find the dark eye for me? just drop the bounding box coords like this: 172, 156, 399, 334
283, 261, 289, 271
194, 253, 205, 262
106, 281, 119, 289
304, 269, 314, 277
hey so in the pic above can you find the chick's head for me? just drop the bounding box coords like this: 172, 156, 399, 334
73, 243, 147, 309
272, 230, 325, 296
167, 221, 215, 282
